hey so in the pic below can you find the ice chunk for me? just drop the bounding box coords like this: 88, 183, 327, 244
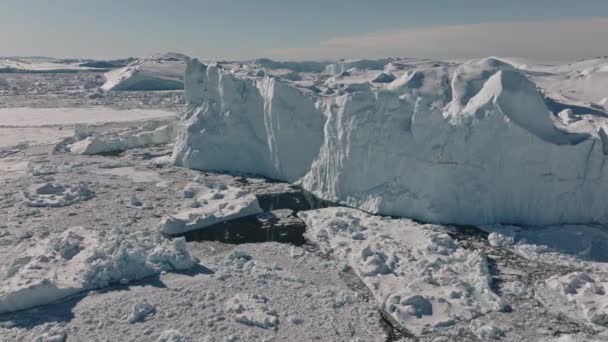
127, 300, 156, 323
102, 58, 185, 91
159, 182, 262, 235
545, 272, 608, 327
22, 182, 94, 207
0, 227, 195, 314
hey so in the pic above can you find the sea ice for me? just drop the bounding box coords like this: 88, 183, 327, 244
299, 207, 501, 335
22, 182, 95, 207
159, 182, 262, 235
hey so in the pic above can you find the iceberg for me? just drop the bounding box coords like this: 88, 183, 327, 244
102, 58, 185, 91
173, 57, 608, 226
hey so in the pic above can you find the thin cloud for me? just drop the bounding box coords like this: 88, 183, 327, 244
266, 17, 608, 61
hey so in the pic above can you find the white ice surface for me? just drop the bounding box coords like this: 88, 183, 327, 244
69, 124, 176, 155
0, 127, 74, 148
92, 166, 163, 184
299, 207, 501, 335
0, 107, 176, 127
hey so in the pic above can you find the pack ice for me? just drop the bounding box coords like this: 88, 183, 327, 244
173, 57, 608, 226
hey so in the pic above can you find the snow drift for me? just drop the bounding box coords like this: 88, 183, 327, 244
173, 57, 608, 226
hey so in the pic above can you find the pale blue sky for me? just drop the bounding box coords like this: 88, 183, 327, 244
2, 0, 608, 60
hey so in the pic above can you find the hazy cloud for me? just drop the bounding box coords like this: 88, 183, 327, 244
266, 17, 608, 61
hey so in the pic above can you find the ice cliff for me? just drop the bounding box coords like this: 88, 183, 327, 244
173, 57, 608, 226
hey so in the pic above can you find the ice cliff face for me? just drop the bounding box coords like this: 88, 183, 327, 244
173, 57, 608, 226
173, 61, 324, 183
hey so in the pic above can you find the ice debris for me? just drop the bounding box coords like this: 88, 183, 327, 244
69, 123, 176, 155
225, 293, 279, 330
0, 227, 195, 314
22, 182, 94, 207
102, 58, 185, 91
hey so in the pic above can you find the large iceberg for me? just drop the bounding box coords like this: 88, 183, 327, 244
173, 57, 608, 226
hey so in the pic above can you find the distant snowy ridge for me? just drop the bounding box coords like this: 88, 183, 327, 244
173, 57, 608, 226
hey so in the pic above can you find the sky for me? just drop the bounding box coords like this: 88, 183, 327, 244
2, 0, 608, 61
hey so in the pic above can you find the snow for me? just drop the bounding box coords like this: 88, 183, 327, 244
22, 182, 95, 207
0, 227, 194, 314
253, 58, 329, 73
0, 159, 29, 180
159, 182, 262, 235
157, 329, 189, 342
0, 107, 176, 126
225, 293, 279, 329
545, 272, 608, 327
102, 58, 185, 91
92, 166, 163, 183
299, 207, 501, 335
174, 57, 608, 226
69, 123, 176, 155
0, 59, 108, 73
480, 224, 608, 262
127, 300, 157, 323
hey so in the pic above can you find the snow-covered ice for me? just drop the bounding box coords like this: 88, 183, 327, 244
22, 182, 95, 207
299, 207, 501, 335
0, 107, 176, 126
0, 58, 108, 73
159, 182, 262, 235
69, 123, 176, 155
0, 227, 195, 314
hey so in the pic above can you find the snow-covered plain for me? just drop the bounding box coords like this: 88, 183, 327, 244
0, 107, 176, 127
2, 55, 608, 342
